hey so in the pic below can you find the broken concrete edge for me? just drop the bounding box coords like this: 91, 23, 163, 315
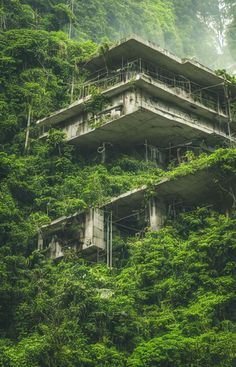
39, 146, 236, 235
40, 210, 84, 232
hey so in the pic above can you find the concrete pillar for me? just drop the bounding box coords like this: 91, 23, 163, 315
148, 198, 166, 230
83, 209, 105, 251
49, 236, 64, 259
84, 209, 94, 248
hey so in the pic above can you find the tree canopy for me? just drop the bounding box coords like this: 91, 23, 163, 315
0, 0, 236, 366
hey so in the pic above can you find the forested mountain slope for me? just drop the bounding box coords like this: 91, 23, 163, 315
1, 0, 236, 66
0, 1, 236, 366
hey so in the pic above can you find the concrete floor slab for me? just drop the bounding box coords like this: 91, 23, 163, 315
69, 107, 231, 150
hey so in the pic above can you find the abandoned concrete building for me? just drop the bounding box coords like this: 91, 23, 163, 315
37, 36, 236, 265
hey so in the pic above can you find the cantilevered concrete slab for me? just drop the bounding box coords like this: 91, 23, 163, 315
69, 106, 231, 149
40, 211, 84, 235
37, 75, 234, 150
137, 75, 228, 122
39, 166, 235, 261
41, 167, 234, 235
86, 35, 236, 96
37, 73, 229, 129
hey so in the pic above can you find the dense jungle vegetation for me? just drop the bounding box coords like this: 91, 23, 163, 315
0, 0, 236, 366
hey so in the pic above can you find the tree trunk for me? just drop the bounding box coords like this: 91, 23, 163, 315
69, 0, 74, 39
24, 104, 32, 153
70, 72, 75, 103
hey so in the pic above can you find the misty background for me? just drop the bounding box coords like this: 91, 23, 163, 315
65, 0, 236, 73
1, 0, 236, 71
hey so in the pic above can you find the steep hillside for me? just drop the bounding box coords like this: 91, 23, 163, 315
0, 1, 236, 366
0, 0, 232, 66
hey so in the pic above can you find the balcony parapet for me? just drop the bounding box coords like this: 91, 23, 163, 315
80, 59, 228, 117
37, 63, 234, 143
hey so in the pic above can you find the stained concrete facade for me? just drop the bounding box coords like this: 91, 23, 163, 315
37, 75, 235, 151
37, 36, 236, 261
148, 198, 167, 231
37, 37, 236, 152
38, 85, 233, 149
40, 209, 105, 260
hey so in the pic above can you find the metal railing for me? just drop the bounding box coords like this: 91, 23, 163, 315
80, 59, 227, 116
81, 71, 132, 99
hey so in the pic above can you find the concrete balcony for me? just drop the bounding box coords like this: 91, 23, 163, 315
37, 71, 234, 149
82, 60, 228, 119
62, 86, 233, 149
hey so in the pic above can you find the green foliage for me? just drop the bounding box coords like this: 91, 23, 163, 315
84, 88, 110, 114
0, 0, 70, 32
0, 209, 236, 365
127, 331, 236, 367
1, 1, 236, 366
225, 0, 236, 60
0, 28, 96, 147
64, 0, 223, 65
216, 69, 236, 84
0, 0, 231, 67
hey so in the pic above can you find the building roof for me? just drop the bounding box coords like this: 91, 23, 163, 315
86, 35, 236, 95
36, 35, 236, 129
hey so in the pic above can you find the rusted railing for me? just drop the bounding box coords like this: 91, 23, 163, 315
80, 59, 227, 115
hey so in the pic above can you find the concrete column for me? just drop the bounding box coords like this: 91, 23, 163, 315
83, 209, 105, 251
84, 209, 93, 248
49, 236, 64, 259
148, 197, 166, 230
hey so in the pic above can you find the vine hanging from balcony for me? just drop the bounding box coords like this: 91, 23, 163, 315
84, 86, 110, 114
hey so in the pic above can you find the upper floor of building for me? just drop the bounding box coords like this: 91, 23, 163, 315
83, 35, 236, 116
36, 36, 236, 153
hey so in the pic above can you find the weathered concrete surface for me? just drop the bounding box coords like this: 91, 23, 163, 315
41, 168, 233, 236
40, 211, 83, 234
37, 74, 230, 130
69, 106, 230, 149
40, 209, 105, 259
86, 35, 236, 96
37, 80, 234, 150
148, 198, 167, 230
83, 209, 105, 252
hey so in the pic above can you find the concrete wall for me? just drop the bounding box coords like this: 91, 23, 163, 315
138, 89, 227, 136
82, 209, 105, 251
56, 87, 228, 145
61, 91, 138, 141
49, 237, 64, 259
